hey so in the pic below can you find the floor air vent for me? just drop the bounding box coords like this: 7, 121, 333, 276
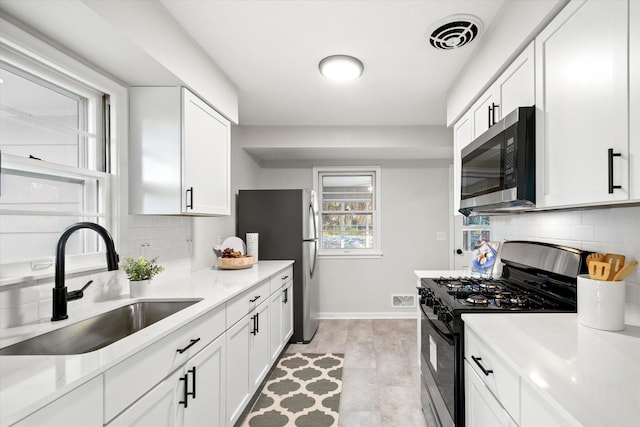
427, 15, 482, 50
392, 294, 416, 308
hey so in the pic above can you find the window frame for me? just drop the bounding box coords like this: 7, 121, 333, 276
313, 166, 382, 258
0, 17, 127, 286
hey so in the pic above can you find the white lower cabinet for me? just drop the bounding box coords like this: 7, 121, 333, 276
269, 279, 294, 362
14, 376, 103, 427
108, 333, 226, 427
226, 313, 252, 426
520, 380, 578, 427
281, 282, 294, 345
465, 362, 518, 427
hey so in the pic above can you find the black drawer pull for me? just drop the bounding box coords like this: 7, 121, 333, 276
608, 148, 622, 193
471, 355, 493, 376
186, 187, 194, 209
249, 295, 261, 303
177, 338, 201, 354
282, 275, 289, 280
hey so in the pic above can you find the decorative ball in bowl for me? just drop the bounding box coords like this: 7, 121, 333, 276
217, 248, 255, 269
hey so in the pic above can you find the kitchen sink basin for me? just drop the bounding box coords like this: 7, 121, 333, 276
0, 299, 202, 356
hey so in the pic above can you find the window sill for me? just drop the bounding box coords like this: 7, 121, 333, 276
319, 252, 383, 260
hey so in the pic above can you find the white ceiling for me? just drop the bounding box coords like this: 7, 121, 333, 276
160, 0, 505, 126
0, 0, 507, 162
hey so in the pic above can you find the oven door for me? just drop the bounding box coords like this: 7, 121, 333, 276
420, 303, 456, 427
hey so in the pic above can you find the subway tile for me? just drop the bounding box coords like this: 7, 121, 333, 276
571, 226, 595, 241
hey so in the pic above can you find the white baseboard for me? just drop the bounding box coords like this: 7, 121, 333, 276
318, 311, 418, 319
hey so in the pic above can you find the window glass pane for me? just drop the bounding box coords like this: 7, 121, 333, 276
0, 170, 98, 214
0, 64, 99, 170
464, 215, 491, 226
463, 229, 491, 251
0, 215, 100, 263
321, 213, 373, 249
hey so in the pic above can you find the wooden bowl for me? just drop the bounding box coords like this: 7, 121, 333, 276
217, 256, 255, 270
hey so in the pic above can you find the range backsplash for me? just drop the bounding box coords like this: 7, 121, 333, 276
491, 205, 640, 309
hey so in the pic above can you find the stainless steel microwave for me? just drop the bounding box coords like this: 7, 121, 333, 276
459, 106, 535, 216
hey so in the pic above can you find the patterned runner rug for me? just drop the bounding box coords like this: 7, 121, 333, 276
241, 353, 344, 427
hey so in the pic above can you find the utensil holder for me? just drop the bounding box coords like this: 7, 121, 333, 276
577, 274, 625, 331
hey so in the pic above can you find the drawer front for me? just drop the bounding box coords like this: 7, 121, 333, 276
104, 305, 225, 422
226, 279, 270, 327
465, 328, 520, 423
269, 266, 293, 295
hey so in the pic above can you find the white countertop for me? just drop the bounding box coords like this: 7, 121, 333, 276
0, 260, 293, 426
414, 270, 469, 279
462, 313, 640, 427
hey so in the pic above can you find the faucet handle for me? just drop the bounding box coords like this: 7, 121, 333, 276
67, 280, 94, 301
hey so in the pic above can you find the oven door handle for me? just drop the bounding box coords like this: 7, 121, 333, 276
420, 304, 455, 346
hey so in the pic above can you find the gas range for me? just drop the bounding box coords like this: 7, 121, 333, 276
418, 241, 591, 427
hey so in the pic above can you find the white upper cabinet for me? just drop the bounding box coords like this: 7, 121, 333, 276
535, 0, 629, 208
129, 87, 231, 216
453, 112, 472, 215
493, 42, 535, 122
471, 88, 496, 139
630, 0, 639, 201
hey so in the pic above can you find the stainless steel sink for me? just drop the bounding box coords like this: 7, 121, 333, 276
0, 300, 202, 355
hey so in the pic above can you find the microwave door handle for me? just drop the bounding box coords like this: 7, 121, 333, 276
419, 303, 454, 345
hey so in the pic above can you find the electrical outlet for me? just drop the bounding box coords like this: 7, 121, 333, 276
217, 236, 224, 245
139, 242, 151, 257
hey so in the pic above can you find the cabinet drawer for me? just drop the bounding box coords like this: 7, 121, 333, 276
270, 266, 293, 295
104, 305, 225, 422
226, 279, 270, 327
465, 328, 520, 423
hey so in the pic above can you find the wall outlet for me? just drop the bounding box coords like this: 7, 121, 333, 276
139, 242, 151, 257
217, 236, 224, 245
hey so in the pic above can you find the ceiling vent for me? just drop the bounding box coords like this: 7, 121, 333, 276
427, 15, 482, 50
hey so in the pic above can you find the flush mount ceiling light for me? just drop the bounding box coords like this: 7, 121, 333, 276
427, 14, 482, 50
318, 55, 364, 82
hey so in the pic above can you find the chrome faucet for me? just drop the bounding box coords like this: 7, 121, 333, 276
52, 222, 119, 321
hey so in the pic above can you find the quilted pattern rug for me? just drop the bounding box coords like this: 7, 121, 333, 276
241, 353, 344, 427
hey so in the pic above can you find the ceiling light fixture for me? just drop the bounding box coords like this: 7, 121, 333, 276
318, 55, 364, 82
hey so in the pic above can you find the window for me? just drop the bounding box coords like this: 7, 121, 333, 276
0, 46, 111, 271
313, 166, 381, 257
461, 215, 491, 251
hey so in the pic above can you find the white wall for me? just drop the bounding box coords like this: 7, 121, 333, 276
492, 206, 640, 322
256, 165, 450, 317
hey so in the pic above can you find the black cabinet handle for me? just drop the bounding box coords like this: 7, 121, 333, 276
251, 314, 257, 335
608, 148, 622, 193
282, 287, 288, 304
256, 313, 260, 334
179, 373, 189, 407
188, 367, 196, 400
471, 355, 493, 376
491, 102, 499, 126
249, 295, 261, 303
488, 104, 492, 128
186, 187, 194, 209
177, 338, 201, 354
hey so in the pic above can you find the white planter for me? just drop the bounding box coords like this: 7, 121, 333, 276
129, 279, 152, 298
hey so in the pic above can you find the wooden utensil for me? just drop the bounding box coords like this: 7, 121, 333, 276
604, 253, 625, 280
586, 253, 605, 268
589, 261, 611, 280
612, 260, 638, 281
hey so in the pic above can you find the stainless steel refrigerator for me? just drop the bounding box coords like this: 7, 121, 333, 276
237, 189, 319, 343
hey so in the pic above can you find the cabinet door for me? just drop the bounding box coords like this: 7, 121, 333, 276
453, 112, 472, 216
536, 0, 629, 207
631, 0, 640, 201
250, 300, 271, 390
281, 282, 294, 344
182, 88, 231, 215
184, 334, 226, 427
107, 370, 183, 427
465, 362, 518, 427
15, 376, 103, 427
225, 314, 251, 426
493, 41, 534, 120
270, 288, 284, 362
521, 380, 576, 427
471, 88, 495, 139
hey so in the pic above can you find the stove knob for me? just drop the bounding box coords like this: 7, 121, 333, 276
432, 304, 439, 315
425, 296, 434, 307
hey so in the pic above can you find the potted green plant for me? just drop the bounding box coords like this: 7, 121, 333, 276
120, 256, 164, 297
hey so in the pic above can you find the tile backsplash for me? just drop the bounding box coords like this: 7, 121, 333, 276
0, 215, 193, 328
491, 205, 640, 305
